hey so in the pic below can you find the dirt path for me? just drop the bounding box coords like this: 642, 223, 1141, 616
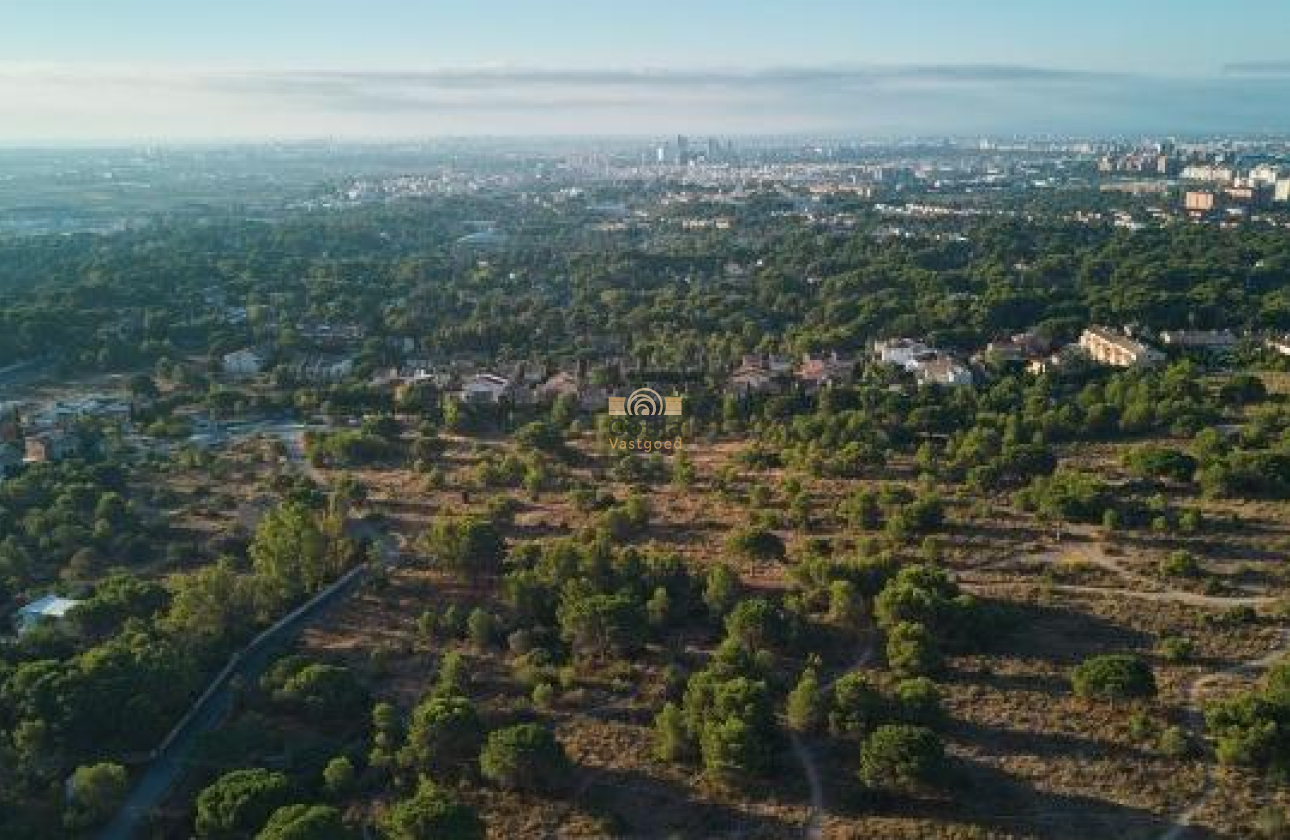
787, 728, 826, 838
789, 636, 877, 839
967, 531, 1279, 609
971, 529, 1288, 839
1158, 628, 1290, 840
973, 579, 1277, 609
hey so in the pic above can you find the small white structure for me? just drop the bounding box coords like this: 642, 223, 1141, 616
915, 358, 974, 387
767, 354, 795, 375
873, 338, 936, 371
14, 595, 82, 634
293, 356, 355, 383
459, 374, 514, 404
729, 367, 780, 396
1159, 329, 1237, 351
222, 348, 265, 377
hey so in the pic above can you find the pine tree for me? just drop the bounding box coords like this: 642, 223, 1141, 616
786, 667, 825, 733
653, 701, 690, 762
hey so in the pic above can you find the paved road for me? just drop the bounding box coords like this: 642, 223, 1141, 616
0, 358, 50, 391
98, 555, 369, 839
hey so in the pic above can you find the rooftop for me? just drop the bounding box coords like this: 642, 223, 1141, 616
17, 594, 81, 619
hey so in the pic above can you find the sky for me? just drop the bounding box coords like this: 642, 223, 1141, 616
2, 0, 1289, 141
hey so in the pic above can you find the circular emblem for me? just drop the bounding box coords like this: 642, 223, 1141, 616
626, 388, 665, 416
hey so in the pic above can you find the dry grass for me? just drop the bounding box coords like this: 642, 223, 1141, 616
258, 429, 1290, 839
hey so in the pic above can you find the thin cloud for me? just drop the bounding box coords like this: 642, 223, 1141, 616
1223, 61, 1290, 77
0, 63, 1287, 139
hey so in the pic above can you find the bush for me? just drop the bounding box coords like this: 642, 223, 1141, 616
873, 564, 965, 638
1253, 806, 1290, 840
256, 805, 349, 840
682, 671, 776, 784
466, 608, 497, 648
262, 658, 369, 723
885, 621, 942, 678
64, 762, 128, 830
400, 695, 484, 780
195, 769, 293, 839
725, 527, 786, 562
1124, 446, 1197, 482
532, 681, 556, 708
479, 724, 571, 792
785, 667, 825, 733
1158, 725, 1190, 758
724, 598, 785, 650
423, 517, 506, 579
1220, 374, 1268, 406
829, 672, 884, 737
1070, 654, 1156, 701
322, 756, 355, 798
380, 780, 483, 840
1205, 663, 1290, 776
1158, 551, 1201, 578
700, 714, 771, 786
891, 678, 944, 726
557, 585, 646, 661
654, 701, 691, 761
1156, 636, 1194, 663
515, 420, 565, 453
703, 564, 741, 618
858, 724, 947, 794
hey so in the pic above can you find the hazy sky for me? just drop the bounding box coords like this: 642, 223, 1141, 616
3, 0, 1289, 140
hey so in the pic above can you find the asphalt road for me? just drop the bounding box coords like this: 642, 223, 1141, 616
0, 358, 49, 391
97, 564, 368, 840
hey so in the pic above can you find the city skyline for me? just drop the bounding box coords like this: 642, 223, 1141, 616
3, 1, 1290, 140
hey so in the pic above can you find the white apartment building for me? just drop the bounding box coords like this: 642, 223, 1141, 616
1079, 327, 1164, 368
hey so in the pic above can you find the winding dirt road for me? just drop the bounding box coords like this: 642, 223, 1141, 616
1158, 629, 1290, 840
788, 636, 877, 839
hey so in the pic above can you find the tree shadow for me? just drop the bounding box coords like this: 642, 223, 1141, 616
576, 763, 804, 838
976, 598, 1154, 668
949, 718, 1151, 764
944, 666, 1070, 696
831, 756, 1203, 839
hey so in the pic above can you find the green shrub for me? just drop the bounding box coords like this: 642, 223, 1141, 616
858, 724, 947, 794
1071, 654, 1156, 701
479, 724, 571, 792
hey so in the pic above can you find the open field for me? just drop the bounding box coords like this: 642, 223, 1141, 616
219, 423, 1290, 839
